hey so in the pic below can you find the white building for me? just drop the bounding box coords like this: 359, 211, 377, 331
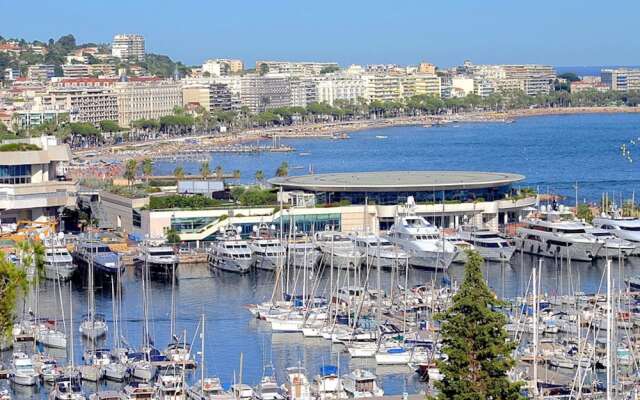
451, 76, 475, 97
316, 75, 366, 105
112, 34, 145, 60
114, 80, 182, 127
0, 136, 76, 222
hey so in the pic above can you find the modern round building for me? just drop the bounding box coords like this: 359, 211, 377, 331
269, 171, 525, 205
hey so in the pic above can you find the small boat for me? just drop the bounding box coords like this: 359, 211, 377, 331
157, 372, 187, 400
299, 152, 312, 156
35, 319, 67, 349
123, 382, 158, 399
231, 384, 254, 400
254, 375, 286, 400
79, 313, 108, 339
374, 135, 388, 139
341, 369, 383, 398
311, 365, 347, 400
281, 366, 313, 400
187, 376, 234, 399
48, 372, 86, 399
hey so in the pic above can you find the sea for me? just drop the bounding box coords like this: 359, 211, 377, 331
4, 113, 640, 398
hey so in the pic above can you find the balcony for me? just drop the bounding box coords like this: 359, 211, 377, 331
0, 180, 77, 210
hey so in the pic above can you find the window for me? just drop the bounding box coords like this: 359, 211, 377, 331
0, 164, 32, 184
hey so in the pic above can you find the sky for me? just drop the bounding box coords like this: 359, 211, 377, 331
2, 0, 640, 68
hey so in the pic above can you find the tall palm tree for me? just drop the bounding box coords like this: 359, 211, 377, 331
275, 161, 289, 177
215, 165, 223, 179
255, 170, 265, 184
200, 161, 210, 180
173, 165, 185, 181
124, 159, 138, 186
142, 158, 153, 183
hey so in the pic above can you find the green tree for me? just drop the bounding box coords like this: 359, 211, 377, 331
576, 203, 593, 223
142, 158, 153, 182
173, 165, 185, 180
434, 250, 522, 400
165, 228, 181, 246
0, 252, 29, 339
275, 161, 288, 177
200, 161, 210, 180
320, 65, 340, 74
255, 170, 265, 184
99, 120, 122, 133
124, 159, 138, 186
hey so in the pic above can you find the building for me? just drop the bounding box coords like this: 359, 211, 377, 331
290, 77, 318, 107
363, 74, 403, 102
450, 76, 475, 97
37, 87, 119, 124
201, 59, 244, 76
409, 73, 441, 97
0, 136, 76, 222
502, 65, 555, 96
99, 170, 535, 241
316, 75, 366, 105
3, 67, 20, 81
182, 83, 233, 112
12, 110, 67, 129
240, 75, 291, 113
418, 62, 436, 74
27, 64, 55, 81
111, 34, 145, 60
255, 61, 339, 76
601, 68, 640, 92
570, 80, 609, 93
62, 64, 90, 78
115, 80, 182, 127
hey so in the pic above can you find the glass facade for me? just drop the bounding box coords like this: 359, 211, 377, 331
314, 185, 513, 205
272, 213, 341, 233
171, 216, 218, 233
0, 165, 32, 184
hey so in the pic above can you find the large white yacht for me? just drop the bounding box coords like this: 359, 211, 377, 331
456, 225, 515, 262
593, 212, 640, 244
208, 225, 253, 274
384, 199, 457, 270
43, 235, 77, 280
352, 234, 410, 269
134, 241, 180, 277
286, 233, 321, 269
315, 231, 363, 270
515, 206, 603, 262
248, 223, 286, 271
585, 227, 638, 258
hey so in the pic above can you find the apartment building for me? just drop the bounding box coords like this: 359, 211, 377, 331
571, 80, 609, 93
114, 80, 182, 127
290, 77, 318, 107
182, 83, 234, 112
0, 136, 76, 222
418, 62, 436, 74
255, 61, 339, 76
409, 73, 441, 97
37, 87, 119, 124
201, 59, 244, 76
27, 64, 55, 81
112, 34, 145, 60
502, 65, 555, 96
363, 74, 403, 102
601, 68, 640, 91
316, 75, 367, 105
63, 64, 117, 78
240, 75, 291, 113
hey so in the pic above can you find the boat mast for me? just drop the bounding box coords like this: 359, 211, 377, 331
201, 313, 205, 392
606, 259, 612, 400
532, 262, 538, 398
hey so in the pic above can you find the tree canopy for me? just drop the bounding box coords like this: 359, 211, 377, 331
434, 250, 522, 400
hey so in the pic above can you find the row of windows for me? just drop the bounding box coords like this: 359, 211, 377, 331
0, 165, 32, 184
314, 186, 512, 205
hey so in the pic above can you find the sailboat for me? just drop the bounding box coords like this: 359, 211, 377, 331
79, 236, 108, 339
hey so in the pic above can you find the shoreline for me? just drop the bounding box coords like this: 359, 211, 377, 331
71, 106, 640, 175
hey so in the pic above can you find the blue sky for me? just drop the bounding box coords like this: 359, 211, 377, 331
2, 0, 639, 68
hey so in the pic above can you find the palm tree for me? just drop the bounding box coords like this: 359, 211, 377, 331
232, 170, 241, 179
255, 170, 265, 184
200, 161, 210, 180
142, 158, 153, 183
215, 165, 223, 179
173, 165, 185, 181
124, 159, 138, 186
275, 161, 289, 177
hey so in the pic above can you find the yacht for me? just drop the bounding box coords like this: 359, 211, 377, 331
135, 241, 179, 277
35, 319, 67, 349
352, 234, 410, 269
9, 352, 39, 386
43, 236, 77, 280
187, 376, 234, 399
593, 213, 640, 244
79, 313, 108, 339
248, 223, 286, 271
341, 369, 383, 398
286, 233, 321, 269
230, 384, 254, 400
73, 240, 124, 276
586, 227, 638, 258
384, 201, 457, 270
444, 235, 474, 264
207, 225, 253, 274
315, 231, 363, 270
456, 225, 515, 261
157, 373, 187, 400
123, 381, 158, 399
514, 207, 603, 262
254, 375, 286, 400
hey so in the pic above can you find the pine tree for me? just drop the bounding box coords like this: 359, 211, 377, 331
434, 250, 522, 400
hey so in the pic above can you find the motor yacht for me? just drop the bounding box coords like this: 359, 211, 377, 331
9, 352, 39, 386
315, 231, 363, 270
286, 233, 321, 269
73, 240, 124, 276
514, 206, 603, 262
248, 223, 286, 271
456, 225, 515, 261
593, 213, 640, 244
135, 241, 179, 278
586, 227, 638, 258
444, 235, 474, 264
352, 234, 409, 269
43, 235, 76, 280
384, 201, 457, 270
207, 225, 253, 274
